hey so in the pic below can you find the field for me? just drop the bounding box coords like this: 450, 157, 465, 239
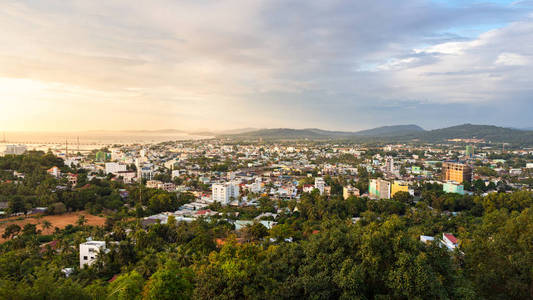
0, 211, 106, 243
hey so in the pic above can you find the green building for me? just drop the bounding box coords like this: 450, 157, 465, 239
95, 151, 110, 162
466, 145, 474, 158
443, 182, 465, 195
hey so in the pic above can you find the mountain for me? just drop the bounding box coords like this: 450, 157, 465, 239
353, 124, 425, 136
228, 128, 329, 139
413, 124, 533, 144
224, 123, 533, 145
225, 125, 425, 140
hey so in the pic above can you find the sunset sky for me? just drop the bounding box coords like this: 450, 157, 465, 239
1, 0, 533, 132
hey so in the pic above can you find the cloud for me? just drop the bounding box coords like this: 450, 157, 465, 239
0, 0, 532, 130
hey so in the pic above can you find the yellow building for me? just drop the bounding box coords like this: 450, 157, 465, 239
343, 185, 360, 199
391, 181, 409, 198
442, 162, 472, 183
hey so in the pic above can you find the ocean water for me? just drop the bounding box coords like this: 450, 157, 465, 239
0, 131, 212, 152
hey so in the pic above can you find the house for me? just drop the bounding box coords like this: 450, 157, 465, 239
79, 240, 107, 268
67, 173, 78, 186
420, 235, 435, 244
47, 166, 61, 178
442, 233, 458, 250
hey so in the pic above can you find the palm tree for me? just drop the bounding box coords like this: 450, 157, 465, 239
42, 220, 52, 232
76, 215, 87, 227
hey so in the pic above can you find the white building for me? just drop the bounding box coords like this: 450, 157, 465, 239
314, 177, 325, 195
212, 182, 240, 205
4, 144, 27, 155
171, 170, 180, 179
442, 233, 458, 251
47, 166, 61, 178
117, 171, 136, 184
105, 162, 127, 175
79, 241, 107, 268
251, 177, 263, 193
420, 235, 435, 244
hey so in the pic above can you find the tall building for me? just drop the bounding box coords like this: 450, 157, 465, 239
314, 177, 325, 195
465, 145, 474, 158
391, 181, 409, 198
385, 156, 394, 173
442, 162, 472, 183
212, 182, 240, 205
369, 179, 391, 199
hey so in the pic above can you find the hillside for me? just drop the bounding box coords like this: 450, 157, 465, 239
224, 123, 533, 145
226, 125, 426, 140
414, 124, 533, 144
354, 124, 424, 136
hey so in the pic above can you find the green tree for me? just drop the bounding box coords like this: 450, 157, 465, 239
107, 270, 144, 300
142, 263, 193, 300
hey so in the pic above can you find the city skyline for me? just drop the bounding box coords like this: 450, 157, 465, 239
2, 0, 533, 131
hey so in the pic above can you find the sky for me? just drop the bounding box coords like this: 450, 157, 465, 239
1, 0, 533, 132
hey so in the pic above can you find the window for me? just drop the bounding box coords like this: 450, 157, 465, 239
83, 256, 87, 260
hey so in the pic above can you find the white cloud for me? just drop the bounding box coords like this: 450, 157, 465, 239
495, 52, 530, 65
0, 0, 532, 130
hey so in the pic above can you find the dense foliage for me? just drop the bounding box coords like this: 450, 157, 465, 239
1, 184, 532, 299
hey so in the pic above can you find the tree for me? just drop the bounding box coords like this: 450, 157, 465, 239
2, 224, 21, 239
41, 220, 52, 232
76, 215, 87, 227
107, 270, 144, 300
244, 222, 268, 242
142, 263, 193, 300
393, 191, 414, 205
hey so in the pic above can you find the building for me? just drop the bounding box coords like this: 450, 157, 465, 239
139, 167, 153, 180
95, 151, 110, 162
391, 181, 409, 198
47, 166, 61, 178
442, 233, 458, 251
411, 166, 421, 174
314, 177, 325, 195
443, 181, 465, 195
420, 235, 435, 244
250, 177, 263, 193
171, 170, 180, 179
343, 185, 360, 199
442, 162, 472, 183
212, 182, 240, 205
4, 144, 27, 155
67, 173, 78, 186
80, 241, 107, 268
105, 162, 127, 175
385, 156, 394, 173
116, 171, 136, 184
465, 145, 474, 158
369, 179, 391, 199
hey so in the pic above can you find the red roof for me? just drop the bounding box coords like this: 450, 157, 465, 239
196, 209, 212, 215
444, 233, 458, 244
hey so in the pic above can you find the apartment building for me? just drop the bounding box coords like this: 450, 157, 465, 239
442, 162, 472, 183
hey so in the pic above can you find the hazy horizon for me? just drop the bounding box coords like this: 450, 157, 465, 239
2, 1, 533, 131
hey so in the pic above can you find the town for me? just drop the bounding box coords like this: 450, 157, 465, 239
0, 136, 531, 298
